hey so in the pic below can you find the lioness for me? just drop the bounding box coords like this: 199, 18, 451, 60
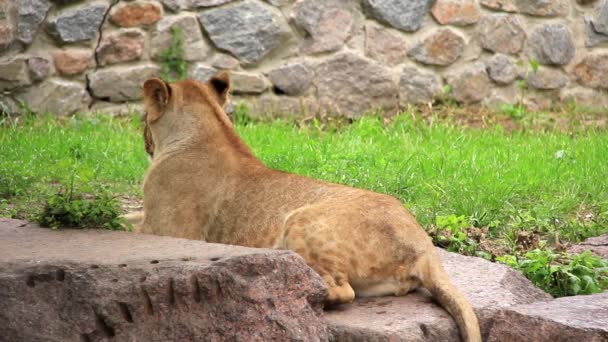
138, 73, 481, 342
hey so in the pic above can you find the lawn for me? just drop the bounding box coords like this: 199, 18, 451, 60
1, 108, 607, 296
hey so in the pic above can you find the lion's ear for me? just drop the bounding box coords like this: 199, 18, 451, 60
143, 78, 171, 123
209, 71, 230, 106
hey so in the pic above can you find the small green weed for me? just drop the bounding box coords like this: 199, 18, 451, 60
500, 59, 539, 120
159, 26, 188, 82
497, 250, 608, 297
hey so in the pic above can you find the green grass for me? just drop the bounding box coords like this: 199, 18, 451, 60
1, 110, 608, 296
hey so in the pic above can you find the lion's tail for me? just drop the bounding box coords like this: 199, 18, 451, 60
414, 250, 481, 342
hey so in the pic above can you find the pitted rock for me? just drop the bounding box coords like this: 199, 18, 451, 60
407, 28, 465, 66
527, 67, 569, 90
399, 66, 442, 105
161, 0, 234, 12
486, 53, 519, 85
188, 63, 216, 83
231, 72, 269, 95
52, 49, 94, 76
365, 21, 408, 66
431, 0, 480, 26
477, 14, 526, 55
109, 1, 163, 27
96, 28, 145, 66
568, 234, 608, 258
516, 0, 569, 17
527, 23, 575, 66
199, 1, 290, 64
88, 63, 161, 102
574, 53, 608, 89
0, 56, 31, 90
362, 0, 433, 32
18, 79, 90, 116
27, 55, 54, 81
151, 13, 209, 62
446, 62, 492, 104
46, 2, 108, 44
17, 0, 52, 45
268, 63, 313, 96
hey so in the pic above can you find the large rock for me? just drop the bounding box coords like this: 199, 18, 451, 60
199, 1, 290, 64
18, 78, 91, 116
291, 0, 355, 54
87, 63, 161, 102
161, 0, 234, 11
46, 2, 109, 44
150, 13, 209, 62
407, 28, 465, 66
96, 29, 146, 66
431, 0, 480, 26
480, 0, 569, 16
0, 219, 329, 342
479, 0, 517, 12
589, 0, 608, 36
188, 63, 216, 83
445, 62, 492, 104
477, 14, 526, 54
560, 87, 608, 109
325, 248, 551, 341
568, 234, 608, 258
573, 53, 608, 89
365, 21, 408, 66
268, 62, 313, 96
362, 0, 433, 32
399, 65, 442, 105
315, 52, 398, 117
527, 23, 575, 66
52, 49, 94, 76
487, 292, 608, 341
527, 67, 569, 90
0, 2, 17, 50
27, 55, 54, 81
0, 56, 31, 90
109, 1, 163, 27
486, 53, 519, 85
17, 0, 52, 45
585, 17, 608, 48
231, 71, 269, 95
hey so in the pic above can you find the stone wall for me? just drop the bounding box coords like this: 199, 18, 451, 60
1, 0, 607, 117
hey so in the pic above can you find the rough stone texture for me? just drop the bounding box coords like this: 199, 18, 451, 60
326, 248, 552, 342
233, 94, 319, 117
268, 63, 313, 96
560, 87, 608, 108
589, 0, 608, 36
480, 0, 569, 16
199, 1, 289, 64
527, 67, 569, 90
211, 53, 239, 70
96, 29, 145, 66
0, 56, 31, 90
18, 78, 90, 115
486, 53, 519, 85
315, 52, 398, 117
487, 292, 608, 341
88, 63, 161, 102
0, 1, 17, 50
109, 1, 163, 27
90, 101, 144, 117
399, 66, 442, 105
27, 55, 54, 81
362, 0, 433, 32
527, 23, 575, 66
446, 62, 492, 104
265, 0, 293, 7
568, 234, 608, 258
151, 13, 209, 62
365, 22, 408, 66
188, 63, 216, 82
0, 219, 329, 342
46, 2, 109, 44
431, 0, 480, 26
161, 0, 234, 12
231, 72, 269, 95
585, 17, 608, 47
408, 28, 465, 66
292, 0, 354, 54
52, 49, 94, 76
574, 54, 608, 89
478, 14, 526, 54
17, 0, 52, 45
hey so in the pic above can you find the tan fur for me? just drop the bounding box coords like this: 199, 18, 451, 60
135, 74, 481, 342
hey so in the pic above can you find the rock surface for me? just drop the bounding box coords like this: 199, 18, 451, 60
268, 62, 313, 96
315, 52, 398, 117
0, 56, 31, 90
27, 55, 54, 81
480, 0, 569, 16
96, 29, 145, 66
568, 234, 608, 258
362, 0, 433, 32
446, 62, 492, 104
527, 67, 569, 90
487, 292, 608, 341
188, 63, 216, 83
408, 28, 465, 66
431, 0, 480, 26
52, 49, 94, 76
0, 218, 329, 342
399, 65, 442, 105
231, 71, 268, 95
478, 14, 526, 54
325, 248, 552, 341
18, 78, 91, 115
110, 1, 163, 27
17, 0, 52, 45
46, 2, 109, 43
199, 1, 289, 64
574, 53, 608, 89
527, 23, 575, 66
150, 13, 209, 62
87, 63, 161, 102
365, 21, 408, 66
161, 0, 234, 11
486, 53, 519, 85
